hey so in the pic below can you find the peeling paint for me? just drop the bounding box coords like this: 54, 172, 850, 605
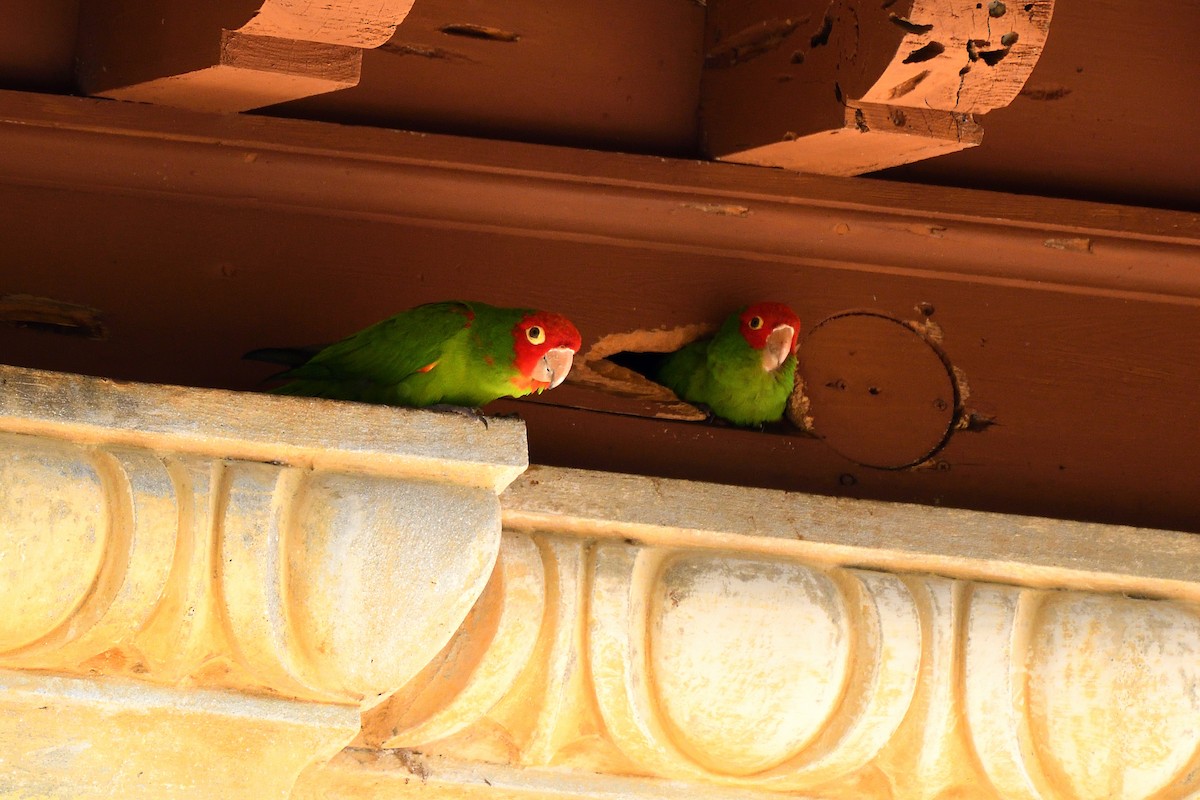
680, 202, 751, 217
704, 18, 804, 68
1043, 237, 1093, 253
904, 224, 947, 238
903, 41, 945, 64
889, 15, 934, 34
888, 69, 931, 99
380, 42, 475, 61
1020, 84, 1073, 101
438, 23, 520, 42
0, 294, 107, 339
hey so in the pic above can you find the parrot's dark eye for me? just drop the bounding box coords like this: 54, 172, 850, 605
748, 316, 764, 330
526, 326, 546, 345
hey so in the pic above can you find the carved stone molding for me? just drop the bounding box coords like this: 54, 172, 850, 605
0, 364, 525, 797
3, 363, 1198, 798
346, 466, 1200, 799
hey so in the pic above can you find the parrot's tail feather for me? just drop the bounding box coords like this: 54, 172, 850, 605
243, 346, 318, 367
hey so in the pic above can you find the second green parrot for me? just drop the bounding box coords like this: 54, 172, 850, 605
246, 300, 582, 408
657, 302, 801, 426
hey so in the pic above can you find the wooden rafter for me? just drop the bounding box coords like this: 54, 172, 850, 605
701, 0, 1055, 174
76, 0, 416, 112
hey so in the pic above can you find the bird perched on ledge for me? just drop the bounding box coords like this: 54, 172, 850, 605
246, 301, 582, 409
657, 302, 801, 427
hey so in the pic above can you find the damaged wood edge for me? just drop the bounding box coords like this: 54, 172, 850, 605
785, 372, 814, 433
708, 0, 1055, 174
0, 294, 107, 339
437, 23, 521, 43
541, 325, 721, 421
584, 325, 716, 361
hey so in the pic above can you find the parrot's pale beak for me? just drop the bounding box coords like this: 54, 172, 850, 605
536, 346, 576, 389
761, 324, 796, 371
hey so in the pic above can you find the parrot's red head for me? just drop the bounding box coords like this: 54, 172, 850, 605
738, 302, 801, 371
511, 311, 583, 392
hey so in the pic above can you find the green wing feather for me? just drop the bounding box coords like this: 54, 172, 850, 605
269, 301, 523, 407
656, 340, 710, 407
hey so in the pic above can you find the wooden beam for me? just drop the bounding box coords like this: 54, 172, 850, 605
0, 91, 1196, 531
701, 0, 1054, 174
76, 0, 415, 112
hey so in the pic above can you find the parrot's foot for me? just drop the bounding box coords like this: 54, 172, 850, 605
427, 403, 490, 429
692, 403, 733, 427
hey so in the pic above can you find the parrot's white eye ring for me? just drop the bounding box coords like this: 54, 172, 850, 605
748, 316, 764, 330
526, 326, 546, 345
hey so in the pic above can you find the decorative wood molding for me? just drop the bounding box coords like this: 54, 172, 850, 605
0, 364, 524, 797
343, 465, 1200, 798
76, 1, 416, 112
701, 0, 1055, 174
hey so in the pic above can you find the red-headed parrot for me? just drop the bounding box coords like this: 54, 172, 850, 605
246, 301, 582, 408
657, 302, 801, 426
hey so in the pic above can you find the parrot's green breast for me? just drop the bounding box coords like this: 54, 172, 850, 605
657, 329, 795, 427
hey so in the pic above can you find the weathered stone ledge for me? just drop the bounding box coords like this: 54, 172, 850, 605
2, 364, 1198, 799
0, 364, 525, 798
0, 366, 526, 491
347, 471, 1200, 799
502, 466, 1200, 601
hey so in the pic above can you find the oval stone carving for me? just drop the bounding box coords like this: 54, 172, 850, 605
1029, 594, 1200, 798
0, 436, 107, 653
287, 472, 502, 698
649, 555, 849, 775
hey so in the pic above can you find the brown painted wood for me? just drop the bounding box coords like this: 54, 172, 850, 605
0, 0, 1193, 210
881, 0, 1200, 210
0, 91, 1196, 532
96, 31, 362, 113
75, 0, 412, 112
75, 0, 260, 96
699, 0, 1054, 174
268, 0, 707, 155
0, 2, 79, 93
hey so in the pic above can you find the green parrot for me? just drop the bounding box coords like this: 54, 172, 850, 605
657, 302, 801, 426
246, 301, 582, 408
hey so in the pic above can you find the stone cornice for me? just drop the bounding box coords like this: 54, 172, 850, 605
502, 466, 1200, 601
0, 364, 523, 707
1, 364, 1198, 798
353, 467, 1200, 798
